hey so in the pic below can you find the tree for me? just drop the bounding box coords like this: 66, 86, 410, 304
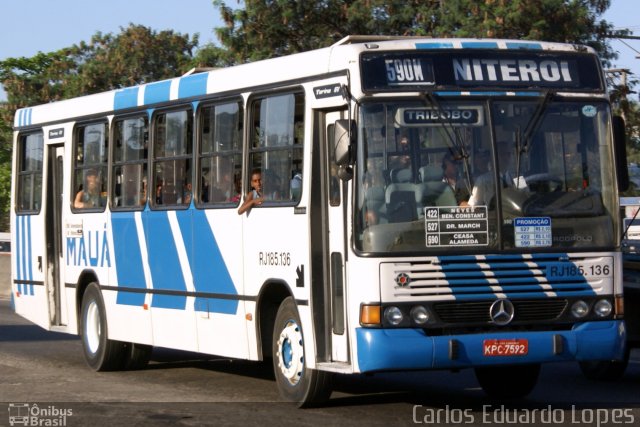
0, 24, 199, 109
0, 107, 12, 231
0, 24, 199, 231
212, 0, 622, 64
67, 25, 199, 95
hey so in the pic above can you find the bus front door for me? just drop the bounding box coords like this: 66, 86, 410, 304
45, 143, 67, 326
310, 110, 349, 364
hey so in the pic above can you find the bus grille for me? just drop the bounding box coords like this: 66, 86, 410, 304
433, 299, 568, 324
380, 253, 612, 301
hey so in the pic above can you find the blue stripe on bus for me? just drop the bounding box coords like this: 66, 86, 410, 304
435, 254, 595, 300
17, 109, 32, 126
461, 41, 499, 49
144, 80, 172, 106
145, 211, 187, 309
416, 42, 454, 49
180, 209, 238, 315
26, 215, 33, 295
178, 73, 208, 99
21, 216, 27, 291
15, 216, 21, 293
506, 42, 542, 50
114, 87, 139, 110
111, 213, 146, 306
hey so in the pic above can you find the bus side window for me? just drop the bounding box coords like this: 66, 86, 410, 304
152, 109, 193, 208
16, 132, 44, 213
112, 116, 148, 209
73, 122, 108, 211
199, 101, 243, 207
248, 92, 304, 205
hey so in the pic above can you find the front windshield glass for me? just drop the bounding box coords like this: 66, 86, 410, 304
355, 100, 617, 254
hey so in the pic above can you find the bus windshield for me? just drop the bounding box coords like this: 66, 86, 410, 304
355, 99, 618, 253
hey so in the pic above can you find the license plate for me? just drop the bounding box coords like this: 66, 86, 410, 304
483, 339, 528, 356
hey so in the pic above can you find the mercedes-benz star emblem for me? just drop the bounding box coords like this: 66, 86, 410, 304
489, 299, 515, 326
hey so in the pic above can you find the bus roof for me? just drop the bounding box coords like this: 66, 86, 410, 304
14, 37, 596, 129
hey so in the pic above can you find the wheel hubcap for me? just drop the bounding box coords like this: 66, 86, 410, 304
276, 319, 304, 385
84, 301, 101, 354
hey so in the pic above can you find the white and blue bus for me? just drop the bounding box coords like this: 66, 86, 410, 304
11, 36, 628, 405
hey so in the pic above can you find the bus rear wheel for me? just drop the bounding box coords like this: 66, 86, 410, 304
475, 364, 540, 399
80, 283, 126, 371
272, 297, 332, 407
123, 343, 153, 370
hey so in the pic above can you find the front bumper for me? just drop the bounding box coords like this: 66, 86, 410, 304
356, 320, 626, 372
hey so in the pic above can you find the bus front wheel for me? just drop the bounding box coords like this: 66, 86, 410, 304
475, 364, 540, 399
272, 297, 332, 407
80, 283, 126, 371
579, 346, 630, 381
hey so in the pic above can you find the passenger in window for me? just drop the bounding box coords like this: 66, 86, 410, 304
182, 181, 193, 205
230, 174, 242, 203
290, 171, 302, 201
155, 179, 163, 204
238, 169, 264, 215
121, 178, 144, 207
467, 143, 521, 207
74, 169, 104, 209
442, 152, 470, 205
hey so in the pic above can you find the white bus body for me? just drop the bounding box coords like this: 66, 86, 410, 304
11, 37, 626, 405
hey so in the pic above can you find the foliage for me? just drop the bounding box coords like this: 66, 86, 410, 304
0, 24, 198, 109
0, 24, 198, 231
0, 107, 12, 231
0, 2, 637, 230
212, 0, 623, 64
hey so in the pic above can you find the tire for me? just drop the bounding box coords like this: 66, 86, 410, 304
579, 346, 630, 381
80, 283, 127, 371
272, 297, 332, 407
123, 343, 153, 370
475, 364, 540, 399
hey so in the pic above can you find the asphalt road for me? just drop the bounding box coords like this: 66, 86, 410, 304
0, 299, 639, 427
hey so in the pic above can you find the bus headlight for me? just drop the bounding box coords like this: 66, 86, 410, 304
410, 306, 430, 325
593, 299, 612, 318
384, 306, 404, 326
571, 300, 589, 318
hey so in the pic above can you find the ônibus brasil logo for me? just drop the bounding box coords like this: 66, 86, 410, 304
8, 403, 72, 426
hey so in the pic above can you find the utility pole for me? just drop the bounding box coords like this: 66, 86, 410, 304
606, 68, 632, 121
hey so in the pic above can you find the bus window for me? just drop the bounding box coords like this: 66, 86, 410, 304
152, 109, 193, 207
249, 92, 304, 203
73, 122, 108, 211
199, 101, 243, 206
16, 132, 44, 213
112, 116, 148, 209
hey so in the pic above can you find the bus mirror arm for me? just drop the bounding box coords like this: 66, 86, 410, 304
613, 116, 629, 192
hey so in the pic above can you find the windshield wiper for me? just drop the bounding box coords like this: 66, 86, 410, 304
422, 91, 473, 192
520, 90, 554, 154
514, 91, 554, 184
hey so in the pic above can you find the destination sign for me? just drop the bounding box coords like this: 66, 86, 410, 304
453, 57, 578, 88
361, 50, 604, 92
361, 54, 435, 91
397, 106, 483, 126
425, 206, 489, 247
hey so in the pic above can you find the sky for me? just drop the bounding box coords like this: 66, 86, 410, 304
0, 0, 638, 102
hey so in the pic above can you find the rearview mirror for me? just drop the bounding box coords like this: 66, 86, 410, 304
613, 115, 629, 192
333, 119, 356, 166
